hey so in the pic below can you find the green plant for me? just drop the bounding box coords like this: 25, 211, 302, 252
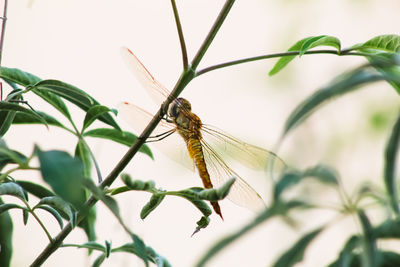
1, 1, 400, 266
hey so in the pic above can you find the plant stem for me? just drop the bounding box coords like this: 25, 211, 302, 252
24, 201, 53, 243
30, 2, 237, 265
170, 0, 188, 70
196, 50, 367, 76
191, 0, 235, 70
0, 0, 8, 67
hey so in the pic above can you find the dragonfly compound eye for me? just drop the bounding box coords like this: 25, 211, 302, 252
168, 97, 191, 118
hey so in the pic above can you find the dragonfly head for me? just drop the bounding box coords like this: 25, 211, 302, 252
168, 97, 191, 119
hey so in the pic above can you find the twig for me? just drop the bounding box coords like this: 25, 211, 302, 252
196, 50, 367, 76
170, 0, 188, 70
191, 0, 235, 71
0, 0, 8, 67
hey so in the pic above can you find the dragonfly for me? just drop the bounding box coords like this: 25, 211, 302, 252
118, 47, 286, 219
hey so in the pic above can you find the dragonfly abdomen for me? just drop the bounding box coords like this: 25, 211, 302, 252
187, 137, 223, 219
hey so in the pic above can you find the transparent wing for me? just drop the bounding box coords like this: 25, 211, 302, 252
120, 47, 169, 106
199, 124, 287, 211
201, 138, 266, 211
201, 124, 287, 177
117, 101, 193, 171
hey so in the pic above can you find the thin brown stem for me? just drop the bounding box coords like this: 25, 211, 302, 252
196, 49, 367, 76
0, 0, 8, 67
170, 0, 188, 70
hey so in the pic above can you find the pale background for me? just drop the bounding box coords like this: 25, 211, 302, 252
3, 0, 400, 266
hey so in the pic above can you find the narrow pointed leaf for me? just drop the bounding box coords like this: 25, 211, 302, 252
0, 203, 25, 214
82, 105, 111, 132
145, 246, 172, 267
34, 80, 121, 131
0, 67, 41, 87
140, 194, 165, 219
269, 35, 340, 76
384, 110, 400, 216
198, 177, 235, 201
273, 227, 324, 267
105, 240, 111, 258
12, 111, 70, 131
16, 180, 54, 199
83, 128, 153, 159
22, 209, 29, 225
37, 196, 74, 223
0, 198, 13, 267
75, 140, 92, 178
36, 205, 64, 229
327, 236, 361, 267
300, 35, 341, 56
358, 210, 378, 267
303, 164, 339, 185
32, 89, 71, 120
0, 110, 16, 137
0, 182, 27, 201
130, 234, 149, 267
282, 68, 384, 138
92, 254, 106, 267
0, 102, 48, 129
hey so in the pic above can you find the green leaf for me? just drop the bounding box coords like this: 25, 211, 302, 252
105, 240, 111, 258
0, 141, 28, 171
83, 128, 153, 159
140, 193, 165, 220
0, 67, 41, 87
198, 177, 235, 201
32, 89, 72, 120
269, 35, 340, 76
282, 67, 385, 138
92, 253, 106, 267
0, 182, 27, 201
0, 203, 25, 214
0, 197, 13, 267
130, 234, 149, 267
16, 180, 55, 199
327, 236, 361, 267
36, 205, 64, 229
34, 80, 121, 131
358, 210, 377, 267
299, 35, 341, 56
0, 109, 16, 137
36, 196, 74, 224
12, 111, 70, 131
274, 171, 302, 200
374, 219, 400, 239
145, 246, 172, 267
173, 189, 212, 217
36, 147, 86, 209
22, 209, 29, 225
82, 105, 111, 132
273, 227, 324, 267
303, 164, 339, 185
121, 174, 155, 191
357, 34, 400, 54
75, 140, 92, 178
384, 110, 400, 216
192, 216, 210, 237
79, 206, 97, 242
0, 102, 48, 130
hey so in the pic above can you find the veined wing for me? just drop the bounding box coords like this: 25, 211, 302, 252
199, 125, 287, 211
121, 47, 169, 106
118, 101, 194, 171
202, 124, 286, 177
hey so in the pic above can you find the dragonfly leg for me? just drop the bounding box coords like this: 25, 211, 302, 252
146, 129, 176, 143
